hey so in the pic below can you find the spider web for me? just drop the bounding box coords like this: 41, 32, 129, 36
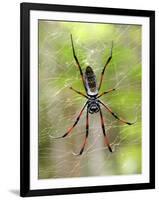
38, 21, 142, 179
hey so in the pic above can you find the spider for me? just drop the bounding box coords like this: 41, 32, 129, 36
54, 34, 134, 155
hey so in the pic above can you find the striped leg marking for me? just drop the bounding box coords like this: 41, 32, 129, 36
53, 102, 88, 139
99, 107, 112, 152
70, 34, 87, 92
98, 41, 113, 91
75, 107, 89, 156
99, 100, 134, 125
70, 87, 88, 99
98, 88, 116, 98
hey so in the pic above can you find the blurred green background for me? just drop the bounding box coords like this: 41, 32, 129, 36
38, 20, 141, 179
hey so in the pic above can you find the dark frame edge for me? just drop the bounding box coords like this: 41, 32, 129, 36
21, 2, 155, 16
149, 11, 155, 189
20, 3, 30, 197
22, 183, 155, 197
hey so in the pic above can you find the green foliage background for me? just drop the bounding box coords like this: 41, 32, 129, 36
38, 20, 141, 179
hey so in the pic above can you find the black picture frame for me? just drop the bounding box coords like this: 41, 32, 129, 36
20, 2, 155, 197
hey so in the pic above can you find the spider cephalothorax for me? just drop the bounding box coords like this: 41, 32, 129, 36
87, 98, 100, 114
54, 34, 134, 155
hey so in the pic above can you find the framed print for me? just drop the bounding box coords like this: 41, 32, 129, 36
20, 2, 155, 197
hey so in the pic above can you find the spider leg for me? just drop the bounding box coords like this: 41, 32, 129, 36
99, 100, 134, 125
73, 106, 89, 156
98, 88, 116, 98
70, 34, 87, 92
98, 41, 113, 91
53, 102, 88, 139
69, 87, 89, 99
99, 106, 112, 152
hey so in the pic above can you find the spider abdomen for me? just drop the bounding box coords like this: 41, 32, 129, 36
85, 66, 98, 96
